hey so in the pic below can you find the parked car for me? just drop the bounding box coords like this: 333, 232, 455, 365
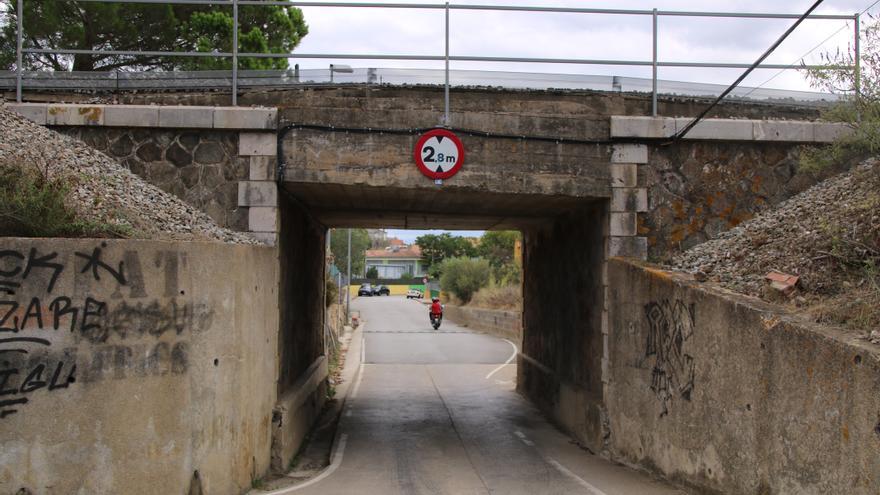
373, 285, 390, 296
357, 283, 373, 296
406, 288, 423, 299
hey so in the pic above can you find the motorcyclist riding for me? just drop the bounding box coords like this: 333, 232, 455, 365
429, 297, 443, 329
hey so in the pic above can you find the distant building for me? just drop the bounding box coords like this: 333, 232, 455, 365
365, 243, 426, 279
367, 229, 389, 248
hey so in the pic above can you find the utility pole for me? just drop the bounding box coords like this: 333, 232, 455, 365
346, 228, 352, 322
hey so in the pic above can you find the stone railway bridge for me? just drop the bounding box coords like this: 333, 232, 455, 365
4, 86, 871, 495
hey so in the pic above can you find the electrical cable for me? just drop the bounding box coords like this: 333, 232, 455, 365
743, 0, 880, 98
276, 122, 614, 146
667, 0, 826, 144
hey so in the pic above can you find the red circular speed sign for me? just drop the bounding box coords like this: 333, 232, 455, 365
413, 129, 465, 180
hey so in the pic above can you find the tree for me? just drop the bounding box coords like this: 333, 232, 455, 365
477, 230, 520, 282
439, 257, 490, 304
330, 229, 371, 278
801, 17, 880, 171
416, 233, 477, 277
0, 0, 307, 71
365, 266, 379, 280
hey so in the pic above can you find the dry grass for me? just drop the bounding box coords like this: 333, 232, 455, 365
467, 284, 523, 311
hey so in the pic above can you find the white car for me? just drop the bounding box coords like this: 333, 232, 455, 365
406, 289, 423, 299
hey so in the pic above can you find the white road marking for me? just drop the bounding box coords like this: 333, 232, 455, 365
485, 339, 518, 380
513, 430, 608, 495
261, 434, 349, 494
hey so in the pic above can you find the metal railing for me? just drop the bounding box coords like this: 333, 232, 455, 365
12, 0, 859, 119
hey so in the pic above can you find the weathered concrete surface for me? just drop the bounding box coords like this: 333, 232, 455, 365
520, 202, 607, 453
444, 304, 522, 345
272, 193, 328, 471
0, 238, 279, 495
606, 258, 880, 494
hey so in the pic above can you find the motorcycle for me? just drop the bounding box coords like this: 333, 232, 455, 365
429, 312, 442, 330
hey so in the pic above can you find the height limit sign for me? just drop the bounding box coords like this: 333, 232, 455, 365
414, 129, 465, 183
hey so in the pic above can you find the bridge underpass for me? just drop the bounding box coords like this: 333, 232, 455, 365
3, 87, 862, 494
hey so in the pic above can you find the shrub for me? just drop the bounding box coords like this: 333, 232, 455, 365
365, 266, 379, 279
439, 257, 490, 304
325, 277, 339, 307
0, 164, 128, 238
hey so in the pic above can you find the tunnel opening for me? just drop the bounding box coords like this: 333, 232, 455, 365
274, 181, 610, 472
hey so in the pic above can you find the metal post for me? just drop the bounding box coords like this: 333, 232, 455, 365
16, 0, 23, 102
232, 0, 239, 106
444, 1, 450, 126
652, 8, 658, 117
346, 228, 352, 322
854, 13, 861, 101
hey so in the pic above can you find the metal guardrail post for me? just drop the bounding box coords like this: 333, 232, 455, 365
854, 13, 860, 101
444, 1, 450, 126
232, 0, 239, 106
652, 8, 658, 116
15, 0, 23, 102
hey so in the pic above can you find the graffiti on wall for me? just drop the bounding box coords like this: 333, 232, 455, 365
644, 299, 696, 417
0, 244, 213, 419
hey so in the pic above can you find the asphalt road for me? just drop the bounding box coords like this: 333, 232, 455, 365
277, 296, 685, 495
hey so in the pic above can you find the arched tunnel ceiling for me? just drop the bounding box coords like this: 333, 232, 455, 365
283, 182, 600, 230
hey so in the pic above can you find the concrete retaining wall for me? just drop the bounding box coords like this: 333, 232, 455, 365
606, 259, 880, 494
0, 238, 279, 495
444, 305, 521, 344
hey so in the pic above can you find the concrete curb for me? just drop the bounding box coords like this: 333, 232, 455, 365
252, 322, 364, 494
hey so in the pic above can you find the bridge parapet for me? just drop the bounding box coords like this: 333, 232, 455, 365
611, 115, 852, 142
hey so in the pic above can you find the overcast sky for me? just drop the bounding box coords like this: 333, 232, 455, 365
294, 0, 874, 92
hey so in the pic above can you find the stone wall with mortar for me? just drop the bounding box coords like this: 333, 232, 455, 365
610, 116, 857, 261
444, 305, 522, 344
55, 126, 249, 230
0, 238, 279, 495
606, 258, 880, 494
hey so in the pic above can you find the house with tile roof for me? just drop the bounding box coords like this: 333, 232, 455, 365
364, 242, 427, 278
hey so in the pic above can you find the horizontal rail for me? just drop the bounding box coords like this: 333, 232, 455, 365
22, 48, 853, 71
60, 0, 857, 20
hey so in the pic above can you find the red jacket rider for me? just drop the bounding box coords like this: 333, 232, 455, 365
430, 298, 443, 316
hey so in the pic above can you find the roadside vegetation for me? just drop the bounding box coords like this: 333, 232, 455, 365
0, 162, 131, 238
421, 231, 523, 310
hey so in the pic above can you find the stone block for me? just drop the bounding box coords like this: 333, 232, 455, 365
674, 118, 752, 140
609, 116, 675, 138
104, 105, 159, 127
609, 212, 637, 236
753, 120, 813, 142
239, 132, 276, 156
46, 104, 104, 126
238, 181, 278, 207
158, 106, 214, 128
813, 122, 853, 143
248, 206, 279, 232
610, 188, 648, 212
608, 236, 648, 259
249, 156, 277, 181
251, 232, 278, 246
213, 107, 277, 130
8, 103, 47, 125
610, 163, 638, 188
611, 144, 648, 164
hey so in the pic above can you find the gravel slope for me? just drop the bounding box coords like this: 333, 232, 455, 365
669, 158, 880, 338
0, 104, 255, 243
